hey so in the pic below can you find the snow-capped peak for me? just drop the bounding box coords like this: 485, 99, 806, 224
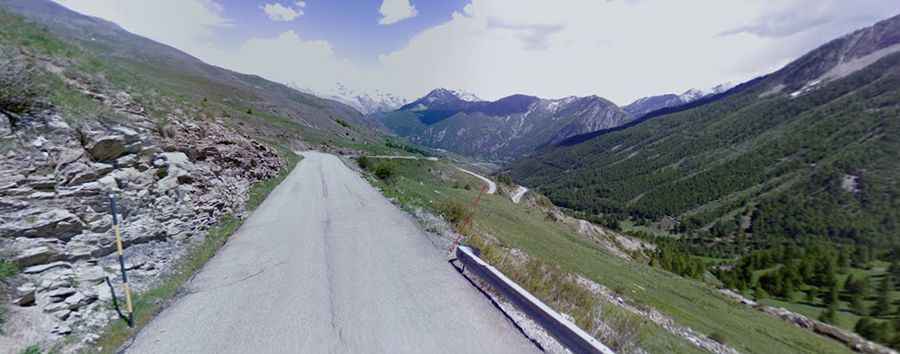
677, 81, 735, 103
293, 82, 409, 115
425, 88, 482, 102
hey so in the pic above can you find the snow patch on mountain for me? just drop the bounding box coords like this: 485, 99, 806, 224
289, 82, 409, 115
677, 82, 735, 103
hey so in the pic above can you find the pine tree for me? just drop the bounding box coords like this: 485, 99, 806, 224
838, 249, 850, 273
754, 286, 768, 300
890, 260, 900, 281
855, 317, 889, 342
846, 274, 871, 297
823, 285, 839, 306
820, 304, 838, 325
850, 291, 868, 316
784, 279, 797, 301
806, 288, 819, 304
874, 275, 894, 317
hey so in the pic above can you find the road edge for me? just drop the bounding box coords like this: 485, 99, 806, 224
83, 148, 302, 354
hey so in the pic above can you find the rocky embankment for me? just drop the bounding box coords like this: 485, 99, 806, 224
0, 97, 283, 348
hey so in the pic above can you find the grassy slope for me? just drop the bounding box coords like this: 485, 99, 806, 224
367, 158, 853, 354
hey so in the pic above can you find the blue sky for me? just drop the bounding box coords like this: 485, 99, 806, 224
213, 0, 466, 67
54, 0, 900, 104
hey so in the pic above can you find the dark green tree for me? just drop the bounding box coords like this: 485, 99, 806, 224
806, 288, 819, 304
784, 279, 797, 301
874, 275, 894, 317
850, 291, 868, 316
837, 249, 850, 273
890, 260, 900, 282
823, 284, 840, 306
845, 274, 870, 297
855, 317, 895, 343
753, 286, 768, 300
820, 304, 838, 325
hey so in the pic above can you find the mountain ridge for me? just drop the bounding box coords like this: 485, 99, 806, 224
378, 90, 632, 161
623, 82, 736, 118
509, 13, 900, 250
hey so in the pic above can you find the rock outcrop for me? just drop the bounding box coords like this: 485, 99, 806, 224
0, 94, 283, 347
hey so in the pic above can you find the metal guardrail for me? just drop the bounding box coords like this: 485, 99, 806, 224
455, 245, 615, 354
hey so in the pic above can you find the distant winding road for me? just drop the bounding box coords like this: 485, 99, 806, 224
364, 155, 498, 195
511, 186, 529, 204
456, 168, 497, 194
126, 152, 537, 354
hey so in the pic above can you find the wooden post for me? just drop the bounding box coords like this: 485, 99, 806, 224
109, 194, 134, 327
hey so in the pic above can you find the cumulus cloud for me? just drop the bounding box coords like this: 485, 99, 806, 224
53, 0, 231, 63
378, 0, 418, 25
373, 0, 900, 103
224, 31, 362, 93
53, 0, 900, 105
261, 2, 305, 22
719, 0, 897, 38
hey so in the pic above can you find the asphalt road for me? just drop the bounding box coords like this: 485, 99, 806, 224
511, 186, 529, 204
456, 168, 497, 194
126, 151, 538, 354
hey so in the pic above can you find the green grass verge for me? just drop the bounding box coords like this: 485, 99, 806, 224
0, 259, 19, 333
364, 159, 703, 353
365, 158, 854, 354
81, 149, 300, 354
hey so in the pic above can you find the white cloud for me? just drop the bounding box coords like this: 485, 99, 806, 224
261, 2, 304, 22
53, 0, 231, 65
378, 0, 418, 25
53, 0, 900, 105
223, 31, 363, 94
373, 0, 900, 104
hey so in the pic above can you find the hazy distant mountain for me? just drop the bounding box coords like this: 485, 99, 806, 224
378, 89, 632, 161
623, 82, 735, 118
320, 83, 409, 115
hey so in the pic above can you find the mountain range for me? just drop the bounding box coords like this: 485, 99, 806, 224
305, 83, 410, 115
509, 13, 900, 248
376, 89, 632, 161
374, 82, 740, 161
623, 82, 735, 118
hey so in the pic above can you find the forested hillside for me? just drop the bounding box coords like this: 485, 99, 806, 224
510, 14, 900, 250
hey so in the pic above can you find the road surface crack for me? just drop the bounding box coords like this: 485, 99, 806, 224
182, 260, 285, 296
322, 205, 345, 351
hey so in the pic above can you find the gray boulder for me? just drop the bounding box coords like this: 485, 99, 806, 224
1, 208, 84, 240
0, 112, 10, 135
13, 245, 62, 267
23, 261, 72, 274
51, 324, 72, 335
86, 135, 128, 161
14, 283, 36, 306
155, 152, 196, 191
64, 291, 98, 309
